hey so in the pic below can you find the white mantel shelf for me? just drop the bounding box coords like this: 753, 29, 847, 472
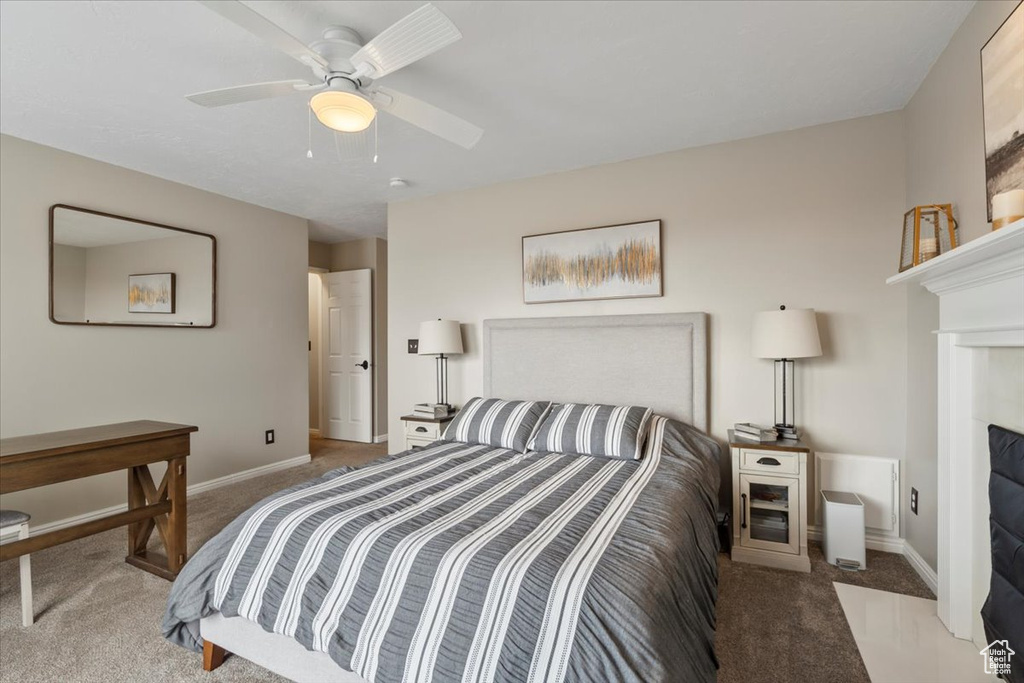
886, 219, 1024, 293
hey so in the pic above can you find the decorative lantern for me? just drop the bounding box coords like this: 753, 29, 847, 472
899, 204, 959, 272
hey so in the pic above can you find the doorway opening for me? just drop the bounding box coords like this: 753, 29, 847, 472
308, 268, 327, 439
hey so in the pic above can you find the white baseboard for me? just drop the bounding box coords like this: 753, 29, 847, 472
807, 525, 906, 554
902, 540, 938, 595
309, 431, 385, 444
187, 454, 311, 496
8, 453, 312, 539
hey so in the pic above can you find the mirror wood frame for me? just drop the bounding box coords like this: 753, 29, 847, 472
48, 204, 218, 328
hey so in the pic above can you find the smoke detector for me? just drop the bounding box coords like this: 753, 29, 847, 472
389, 178, 409, 188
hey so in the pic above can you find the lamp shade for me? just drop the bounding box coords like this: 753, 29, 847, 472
418, 320, 463, 355
752, 308, 822, 359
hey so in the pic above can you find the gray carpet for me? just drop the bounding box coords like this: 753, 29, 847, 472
1, 439, 932, 682
716, 544, 933, 683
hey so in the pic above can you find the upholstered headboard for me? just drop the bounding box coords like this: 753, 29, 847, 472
482, 313, 708, 432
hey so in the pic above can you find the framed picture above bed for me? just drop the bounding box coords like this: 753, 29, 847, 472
522, 220, 662, 304
981, 1, 1024, 222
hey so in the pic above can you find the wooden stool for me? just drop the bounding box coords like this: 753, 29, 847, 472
0, 510, 32, 626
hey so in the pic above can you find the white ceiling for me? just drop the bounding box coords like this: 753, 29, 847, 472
1, 1, 974, 242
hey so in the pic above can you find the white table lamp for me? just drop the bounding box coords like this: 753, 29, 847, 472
418, 319, 463, 409
752, 306, 821, 435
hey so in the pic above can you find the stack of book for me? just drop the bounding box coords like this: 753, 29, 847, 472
733, 423, 778, 442
750, 510, 789, 543
413, 403, 452, 419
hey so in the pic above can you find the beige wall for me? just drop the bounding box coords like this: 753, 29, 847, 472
309, 240, 331, 270
375, 239, 388, 441
52, 243, 86, 321
80, 235, 213, 325
327, 237, 389, 441
0, 134, 309, 527
389, 113, 909, 509
901, 0, 1018, 571
331, 238, 376, 273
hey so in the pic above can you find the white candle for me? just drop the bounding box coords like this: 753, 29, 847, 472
992, 189, 1024, 228
919, 237, 938, 261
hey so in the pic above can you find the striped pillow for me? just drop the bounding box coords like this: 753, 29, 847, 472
527, 403, 654, 460
442, 397, 551, 453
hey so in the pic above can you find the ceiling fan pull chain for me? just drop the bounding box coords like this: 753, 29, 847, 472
373, 116, 379, 164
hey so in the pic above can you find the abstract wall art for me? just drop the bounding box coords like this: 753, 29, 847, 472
522, 220, 662, 303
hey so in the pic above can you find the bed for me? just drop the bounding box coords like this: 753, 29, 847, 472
163, 313, 720, 683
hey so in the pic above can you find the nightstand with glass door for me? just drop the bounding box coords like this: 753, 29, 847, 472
729, 431, 811, 572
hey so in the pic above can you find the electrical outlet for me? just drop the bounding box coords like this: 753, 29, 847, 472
265, 429, 275, 445
408, 339, 419, 354
910, 487, 918, 515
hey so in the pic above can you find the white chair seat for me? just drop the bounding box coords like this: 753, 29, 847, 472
0, 509, 30, 526
0, 509, 33, 626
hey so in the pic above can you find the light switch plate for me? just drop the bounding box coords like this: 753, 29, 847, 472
265, 429, 275, 445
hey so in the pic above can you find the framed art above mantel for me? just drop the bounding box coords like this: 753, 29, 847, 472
981, 1, 1024, 222
521, 220, 662, 304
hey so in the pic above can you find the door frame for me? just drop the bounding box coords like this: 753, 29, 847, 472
309, 267, 328, 438
320, 268, 374, 442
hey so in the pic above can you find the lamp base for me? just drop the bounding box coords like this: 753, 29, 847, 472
774, 359, 797, 435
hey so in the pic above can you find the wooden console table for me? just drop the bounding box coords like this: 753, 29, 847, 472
0, 420, 197, 580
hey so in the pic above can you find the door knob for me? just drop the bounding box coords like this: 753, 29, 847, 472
355, 360, 369, 370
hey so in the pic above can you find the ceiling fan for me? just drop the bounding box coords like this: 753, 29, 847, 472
186, 1, 483, 149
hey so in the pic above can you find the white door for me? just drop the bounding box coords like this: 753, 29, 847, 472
322, 269, 372, 442
739, 473, 800, 555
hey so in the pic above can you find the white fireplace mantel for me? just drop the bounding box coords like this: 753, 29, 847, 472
887, 219, 1024, 297
888, 219, 1024, 643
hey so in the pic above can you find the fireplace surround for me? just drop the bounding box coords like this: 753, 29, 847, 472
888, 219, 1023, 643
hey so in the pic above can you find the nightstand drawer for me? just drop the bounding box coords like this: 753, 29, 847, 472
406, 436, 436, 450
405, 421, 444, 439
740, 449, 799, 474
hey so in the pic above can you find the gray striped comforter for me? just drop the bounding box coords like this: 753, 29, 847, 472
163, 416, 720, 682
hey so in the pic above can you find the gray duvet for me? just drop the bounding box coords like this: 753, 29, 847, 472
163, 416, 720, 683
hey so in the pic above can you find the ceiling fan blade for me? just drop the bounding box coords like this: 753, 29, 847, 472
351, 4, 461, 79
197, 0, 328, 69
371, 86, 482, 149
186, 80, 313, 107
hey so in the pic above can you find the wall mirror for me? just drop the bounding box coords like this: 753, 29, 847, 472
49, 204, 216, 327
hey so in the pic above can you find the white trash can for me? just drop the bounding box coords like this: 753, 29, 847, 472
821, 490, 866, 570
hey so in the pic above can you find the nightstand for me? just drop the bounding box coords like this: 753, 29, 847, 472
401, 414, 455, 451
729, 430, 811, 572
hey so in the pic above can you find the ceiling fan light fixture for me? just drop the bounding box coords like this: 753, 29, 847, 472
310, 90, 376, 133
